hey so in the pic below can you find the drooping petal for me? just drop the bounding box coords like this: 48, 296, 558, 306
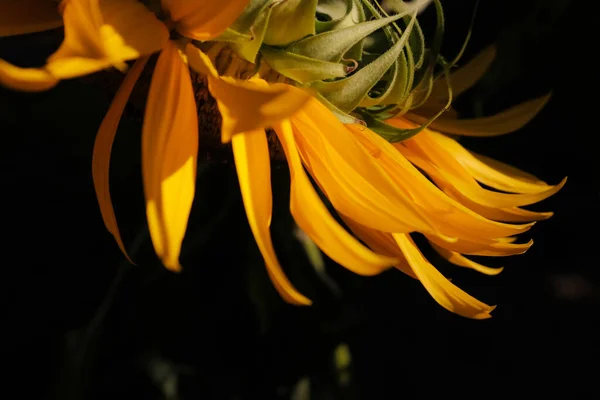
162, 0, 249, 41
346, 124, 535, 242
428, 241, 504, 276
416, 129, 555, 194
142, 41, 198, 272
393, 233, 495, 319
46, 0, 168, 79
406, 94, 551, 136
426, 234, 533, 257
341, 217, 416, 279
211, 77, 313, 143
0, 0, 62, 37
291, 99, 436, 235
0, 59, 58, 91
0, 0, 168, 91
403, 147, 567, 209
92, 56, 149, 263
275, 119, 398, 275
232, 128, 311, 305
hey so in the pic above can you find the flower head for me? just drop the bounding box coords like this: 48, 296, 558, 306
0, 0, 565, 318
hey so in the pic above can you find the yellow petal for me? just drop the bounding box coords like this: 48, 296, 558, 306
407, 94, 551, 136
162, 0, 249, 41
291, 99, 436, 235
394, 233, 495, 319
275, 119, 398, 275
232, 128, 311, 305
424, 130, 554, 194
92, 56, 149, 263
341, 217, 416, 279
0, 59, 58, 91
142, 41, 198, 272
0, 0, 62, 37
443, 186, 554, 223
405, 149, 566, 209
347, 124, 535, 242
426, 234, 533, 257
429, 242, 504, 276
185, 43, 219, 78
206, 76, 312, 143
45, 0, 167, 79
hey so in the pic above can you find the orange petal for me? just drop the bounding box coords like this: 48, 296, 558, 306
291, 100, 435, 235
426, 234, 533, 257
208, 76, 313, 143
142, 41, 198, 272
45, 0, 168, 79
341, 217, 415, 279
162, 0, 249, 41
92, 56, 149, 263
408, 94, 551, 136
347, 124, 535, 241
0, 0, 62, 37
232, 128, 311, 305
429, 241, 504, 276
275, 119, 398, 275
394, 233, 495, 319
0, 59, 58, 91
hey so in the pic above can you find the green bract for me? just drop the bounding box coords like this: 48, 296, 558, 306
214, 0, 473, 142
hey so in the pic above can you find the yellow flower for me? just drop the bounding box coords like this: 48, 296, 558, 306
1, 0, 250, 270
0, 1, 565, 319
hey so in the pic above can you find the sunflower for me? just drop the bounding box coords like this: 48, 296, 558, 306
0, 0, 564, 319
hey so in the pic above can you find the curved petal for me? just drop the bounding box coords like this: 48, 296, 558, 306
92, 56, 149, 263
232, 128, 311, 305
341, 217, 415, 279
162, 0, 249, 41
346, 124, 535, 242
275, 119, 398, 275
428, 242, 504, 276
422, 129, 556, 194
0, 0, 62, 37
0, 0, 168, 91
209, 76, 313, 143
393, 233, 496, 319
426, 234, 533, 257
0, 59, 58, 91
406, 94, 551, 137
45, 0, 168, 79
142, 41, 198, 272
290, 99, 436, 235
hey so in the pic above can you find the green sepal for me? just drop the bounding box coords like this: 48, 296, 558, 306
287, 11, 409, 63
224, 0, 273, 63
310, 11, 417, 113
260, 46, 348, 83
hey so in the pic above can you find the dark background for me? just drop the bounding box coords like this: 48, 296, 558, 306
1, 0, 597, 398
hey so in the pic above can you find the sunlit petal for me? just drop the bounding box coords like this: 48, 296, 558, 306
142, 41, 198, 271
45, 0, 168, 79
232, 128, 311, 305
92, 56, 149, 263
275, 119, 398, 275
0, 59, 58, 91
209, 75, 313, 143
394, 233, 495, 319
429, 242, 504, 276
